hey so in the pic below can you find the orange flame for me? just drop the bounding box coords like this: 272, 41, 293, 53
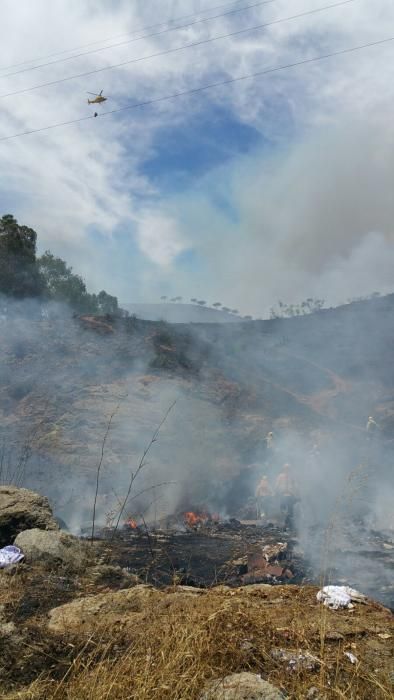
183, 511, 221, 527
125, 518, 138, 529
184, 511, 206, 527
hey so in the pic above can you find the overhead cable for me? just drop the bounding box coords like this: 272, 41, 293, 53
1, 34, 392, 142
0, 0, 358, 100
0, 0, 276, 76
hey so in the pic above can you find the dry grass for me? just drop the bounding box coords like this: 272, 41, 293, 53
0, 570, 392, 700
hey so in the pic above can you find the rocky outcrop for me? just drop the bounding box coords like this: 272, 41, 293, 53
47, 584, 157, 634
0, 486, 58, 546
14, 528, 89, 572
200, 673, 284, 700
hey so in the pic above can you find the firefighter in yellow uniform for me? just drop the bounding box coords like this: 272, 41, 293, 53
255, 475, 272, 519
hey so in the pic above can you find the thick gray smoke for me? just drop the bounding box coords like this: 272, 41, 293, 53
0, 294, 393, 603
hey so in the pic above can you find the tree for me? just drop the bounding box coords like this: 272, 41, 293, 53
0, 214, 121, 315
39, 252, 92, 310
0, 215, 44, 298
212, 302, 222, 308
160, 295, 167, 301
96, 290, 119, 315
197, 300, 206, 306
190, 298, 197, 303
270, 298, 325, 319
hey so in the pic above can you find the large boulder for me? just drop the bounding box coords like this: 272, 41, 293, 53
14, 528, 90, 572
47, 584, 157, 634
0, 486, 58, 546
200, 673, 284, 700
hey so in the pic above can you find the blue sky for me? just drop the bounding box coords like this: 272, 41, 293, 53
1, 0, 394, 314
141, 104, 262, 192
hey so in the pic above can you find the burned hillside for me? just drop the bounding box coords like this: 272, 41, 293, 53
0, 295, 393, 602
0, 296, 393, 699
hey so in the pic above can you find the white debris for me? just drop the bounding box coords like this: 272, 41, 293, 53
344, 651, 358, 664
316, 585, 367, 610
0, 545, 24, 569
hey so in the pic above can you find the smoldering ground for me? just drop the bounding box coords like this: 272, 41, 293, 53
0, 295, 393, 601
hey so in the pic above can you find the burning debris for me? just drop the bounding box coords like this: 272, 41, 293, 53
124, 518, 139, 530
101, 517, 305, 589
183, 511, 221, 529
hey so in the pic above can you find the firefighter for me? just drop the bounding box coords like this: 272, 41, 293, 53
366, 416, 378, 436
265, 431, 274, 450
255, 475, 272, 519
275, 463, 298, 528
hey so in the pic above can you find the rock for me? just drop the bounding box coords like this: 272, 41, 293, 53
14, 529, 90, 572
199, 672, 284, 700
271, 648, 320, 672
47, 584, 156, 634
0, 486, 58, 546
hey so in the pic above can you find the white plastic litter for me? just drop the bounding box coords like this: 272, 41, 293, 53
0, 545, 24, 569
344, 651, 358, 664
316, 585, 367, 610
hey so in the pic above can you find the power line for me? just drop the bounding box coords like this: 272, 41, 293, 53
0, 0, 358, 100
1, 35, 392, 143
0, 0, 269, 73
0, 0, 276, 80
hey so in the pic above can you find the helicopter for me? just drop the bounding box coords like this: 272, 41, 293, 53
87, 89, 107, 105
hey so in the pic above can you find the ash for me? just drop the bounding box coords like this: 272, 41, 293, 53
96, 518, 393, 608
99, 519, 312, 589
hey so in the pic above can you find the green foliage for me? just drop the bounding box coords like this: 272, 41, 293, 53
39, 252, 94, 311
96, 290, 119, 315
39, 253, 121, 314
0, 214, 45, 298
0, 214, 121, 315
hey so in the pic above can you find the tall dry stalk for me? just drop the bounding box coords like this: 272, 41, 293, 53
91, 405, 120, 543
111, 400, 176, 538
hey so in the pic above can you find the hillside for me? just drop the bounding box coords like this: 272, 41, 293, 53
0, 294, 393, 598
121, 302, 242, 323
0, 294, 392, 477
0, 294, 393, 699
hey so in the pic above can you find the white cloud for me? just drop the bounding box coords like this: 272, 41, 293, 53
135, 210, 189, 266
156, 117, 394, 315
0, 0, 393, 307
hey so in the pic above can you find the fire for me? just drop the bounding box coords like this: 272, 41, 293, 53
184, 511, 207, 527
183, 511, 221, 527
125, 518, 138, 529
